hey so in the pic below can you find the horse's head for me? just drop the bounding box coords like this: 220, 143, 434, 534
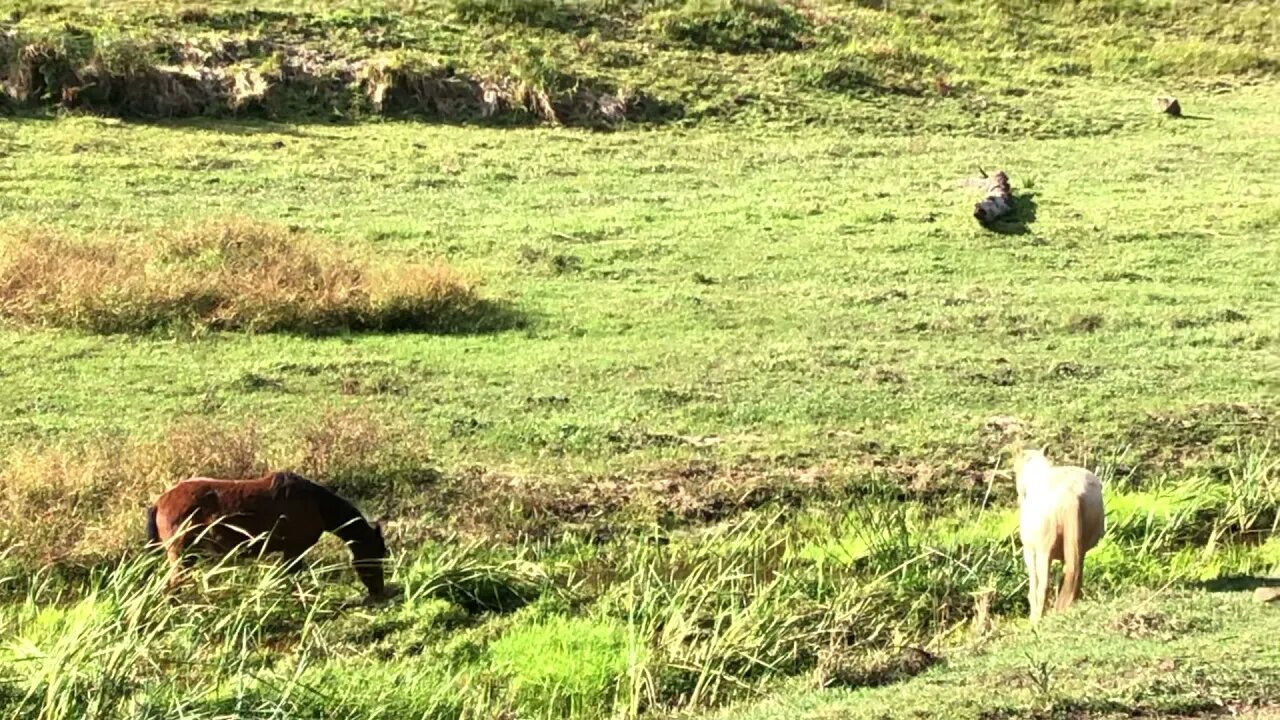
1013, 448, 1051, 502
352, 517, 389, 597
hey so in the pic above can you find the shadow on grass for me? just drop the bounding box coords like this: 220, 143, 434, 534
1045, 697, 1229, 717
982, 193, 1038, 236
1191, 575, 1280, 593
370, 297, 530, 337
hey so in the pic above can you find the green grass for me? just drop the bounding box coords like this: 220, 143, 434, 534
1, 93, 1276, 479
1, 455, 1275, 718
712, 589, 1280, 719
488, 614, 634, 718
2, 0, 1280, 717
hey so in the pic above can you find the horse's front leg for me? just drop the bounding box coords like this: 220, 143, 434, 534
280, 550, 312, 575
278, 545, 318, 600
1022, 545, 1038, 621
1031, 549, 1052, 623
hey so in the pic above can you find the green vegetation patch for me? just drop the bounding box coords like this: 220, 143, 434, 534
448, 0, 599, 31
1, 449, 1278, 719
489, 614, 634, 719
650, 0, 812, 54
0, 3, 1279, 717
721, 589, 1280, 719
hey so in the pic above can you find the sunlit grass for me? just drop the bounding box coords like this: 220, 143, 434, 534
0, 2, 1277, 717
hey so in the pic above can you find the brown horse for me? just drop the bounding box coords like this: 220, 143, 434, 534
145, 471, 387, 598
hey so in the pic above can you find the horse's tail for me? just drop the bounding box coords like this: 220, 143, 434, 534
1055, 500, 1085, 612
145, 505, 160, 549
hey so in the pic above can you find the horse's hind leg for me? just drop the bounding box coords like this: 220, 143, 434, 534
165, 544, 197, 594
1023, 546, 1039, 621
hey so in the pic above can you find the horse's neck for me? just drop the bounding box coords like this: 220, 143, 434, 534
310, 484, 372, 540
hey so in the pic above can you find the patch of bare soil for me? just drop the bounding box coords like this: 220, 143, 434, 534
402, 459, 840, 543
396, 402, 1280, 546
1123, 403, 1277, 468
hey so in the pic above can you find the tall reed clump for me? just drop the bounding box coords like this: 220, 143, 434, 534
0, 552, 430, 720
592, 509, 1007, 713
0, 219, 515, 335
1089, 442, 1280, 585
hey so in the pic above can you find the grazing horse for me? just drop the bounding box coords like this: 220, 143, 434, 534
1014, 449, 1106, 622
146, 471, 387, 598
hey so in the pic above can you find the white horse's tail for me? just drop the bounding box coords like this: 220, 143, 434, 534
1056, 501, 1084, 612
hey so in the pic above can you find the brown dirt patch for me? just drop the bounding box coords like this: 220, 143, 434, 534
2, 34, 680, 127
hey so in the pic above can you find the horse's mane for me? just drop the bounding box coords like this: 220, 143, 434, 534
275, 472, 373, 542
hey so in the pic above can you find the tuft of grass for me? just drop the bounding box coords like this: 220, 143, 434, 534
407, 543, 553, 615
597, 511, 982, 712
488, 614, 634, 719
1, 554, 332, 720
0, 218, 515, 335
798, 45, 948, 98
651, 0, 811, 54
448, 0, 594, 31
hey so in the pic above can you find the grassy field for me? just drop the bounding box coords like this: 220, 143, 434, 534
719, 588, 1280, 719
2, 1, 1279, 718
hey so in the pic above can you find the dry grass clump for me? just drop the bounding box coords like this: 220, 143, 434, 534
0, 410, 427, 568
0, 219, 511, 335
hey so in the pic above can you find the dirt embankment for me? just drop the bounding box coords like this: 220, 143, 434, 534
0, 30, 677, 127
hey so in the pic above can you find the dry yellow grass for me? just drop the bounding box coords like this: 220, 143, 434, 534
0, 218, 500, 334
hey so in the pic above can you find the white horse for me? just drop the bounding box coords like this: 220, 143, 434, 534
1014, 449, 1106, 622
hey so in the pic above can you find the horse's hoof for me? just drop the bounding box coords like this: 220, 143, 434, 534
364, 586, 402, 605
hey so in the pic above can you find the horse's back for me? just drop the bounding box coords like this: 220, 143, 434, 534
1049, 466, 1104, 539
153, 472, 322, 549
1024, 465, 1104, 551
156, 475, 273, 516
1024, 466, 1100, 506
